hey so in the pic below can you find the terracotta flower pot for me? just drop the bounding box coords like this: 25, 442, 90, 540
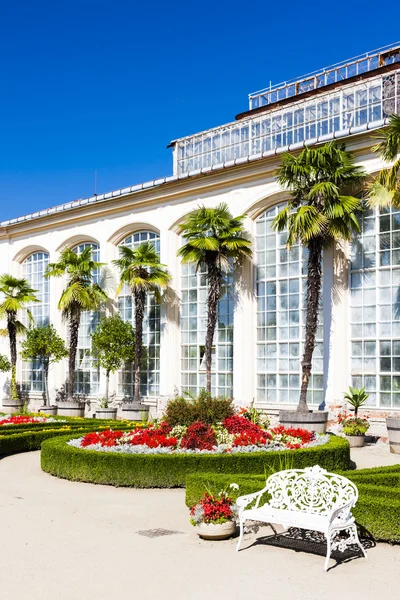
121, 404, 149, 422
2, 399, 25, 414
57, 404, 85, 418
279, 410, 328, 433
196, 521, 237, 540
386, 417, 400, 455
96, 407, 118, 420
345, 434, 365, 448
38, 405, 57, 416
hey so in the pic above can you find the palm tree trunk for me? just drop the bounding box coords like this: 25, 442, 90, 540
68, 313, 81, 403
299, 240, 323, 412
205, 263, 222, 394
133, 288, 146, 404
7, 313, 18, 400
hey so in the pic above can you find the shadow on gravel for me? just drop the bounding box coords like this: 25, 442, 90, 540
243, 526, 376, 571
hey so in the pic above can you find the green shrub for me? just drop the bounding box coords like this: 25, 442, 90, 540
164, 390, 235, 426
40, 434, 349, 488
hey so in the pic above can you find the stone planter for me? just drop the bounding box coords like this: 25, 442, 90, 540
121, 404, 149, 422
57, 404, 85, 418
279, 410, 329, 433
96, 407, 118, 420
38, 405, 57, 416
2, 399, 25, 414
386, 417, 400, 455
345, 434, 365, 448
196, 520, 237, 540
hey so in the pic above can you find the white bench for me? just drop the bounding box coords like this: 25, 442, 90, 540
236, 465, 366, 571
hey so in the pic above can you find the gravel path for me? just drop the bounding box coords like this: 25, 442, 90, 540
0, 451, 399, 599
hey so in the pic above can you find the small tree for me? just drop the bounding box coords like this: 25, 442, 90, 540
91, 314, 136, 403
20, 324, 68, 406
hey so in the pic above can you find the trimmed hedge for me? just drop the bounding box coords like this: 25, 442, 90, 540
0, 423, 140, 457
185, 465, 400, 543
40, 434, 350, 488
0, 418, 141, 435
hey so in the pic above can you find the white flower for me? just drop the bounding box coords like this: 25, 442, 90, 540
230, 483, 239, 490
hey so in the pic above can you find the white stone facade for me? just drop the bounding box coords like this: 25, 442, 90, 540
1, 126, 397, 416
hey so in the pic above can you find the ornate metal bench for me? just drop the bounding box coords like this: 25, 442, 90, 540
236, 465, 366, 571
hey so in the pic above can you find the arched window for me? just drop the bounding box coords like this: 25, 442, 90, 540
118, 231, 161, 398
255, 205, 324, 405
180, 254, 234, 397
350, 206, 400, 408
21, 251, 50, 392
72, 242, 100, 395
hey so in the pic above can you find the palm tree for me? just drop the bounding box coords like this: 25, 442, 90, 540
273, 142, 365, 412
45, 246, 108, 403
113, 241, 170, 404
178, 203, 252, 394
0, 275, 39, 399
369, 114, 400, 208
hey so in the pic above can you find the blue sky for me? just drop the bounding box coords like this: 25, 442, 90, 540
0, 0, 398, 221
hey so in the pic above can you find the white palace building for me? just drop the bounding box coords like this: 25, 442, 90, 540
1, 43, 400, 416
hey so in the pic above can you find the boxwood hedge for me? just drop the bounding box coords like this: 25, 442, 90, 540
185, 464, 400, 543
40, 434, 350, 488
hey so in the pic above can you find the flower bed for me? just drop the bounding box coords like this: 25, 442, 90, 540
41, 433, 350, 488
0, 415, 60, 427
68, 417, 326, 455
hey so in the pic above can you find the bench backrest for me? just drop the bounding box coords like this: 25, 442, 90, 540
265, 465, 358, 515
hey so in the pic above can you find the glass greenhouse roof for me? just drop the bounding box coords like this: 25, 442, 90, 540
172, 67, 400, 176
249, 42, 400, 109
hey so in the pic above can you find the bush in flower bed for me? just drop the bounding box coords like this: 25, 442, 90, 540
163, 390, 235, 426
41, 433, 349, 488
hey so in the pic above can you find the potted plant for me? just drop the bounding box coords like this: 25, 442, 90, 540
96, 397, 117, 420
274, 143, 365, 433
91, 314, 136, 420
190, 484, 239, 540
340, 386, 370, 447
20, 324, 68, 416
55, 386, 86, 417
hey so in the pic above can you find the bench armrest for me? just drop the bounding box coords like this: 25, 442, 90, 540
236, 488, 267, 510
327, 499, 355, 528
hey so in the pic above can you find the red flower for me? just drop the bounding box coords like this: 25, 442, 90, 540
181, 421, 217, 450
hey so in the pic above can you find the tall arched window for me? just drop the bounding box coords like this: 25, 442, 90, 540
21, 251, 50, 392
72, 242, 100, 395
118, 231, 161, 398
350, 206, 400, 408
255, 205, 324, 405
180, 257, 234, 397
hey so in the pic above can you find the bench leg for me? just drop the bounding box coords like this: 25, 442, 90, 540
352, 525, 367, 560
324, 534, 331, 572
236, 519, 244, 552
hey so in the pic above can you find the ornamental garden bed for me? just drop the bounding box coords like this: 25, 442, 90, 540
40, 433, 350, 488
